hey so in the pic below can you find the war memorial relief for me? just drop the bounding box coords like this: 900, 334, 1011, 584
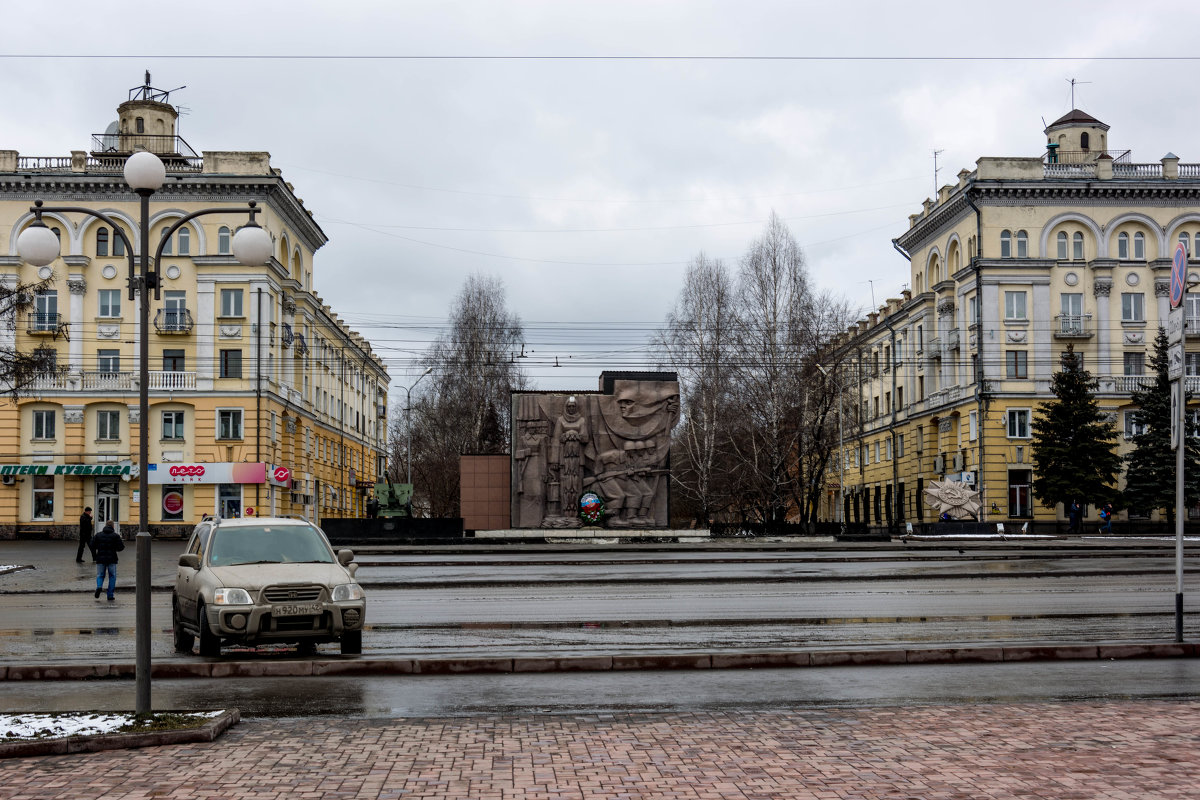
511, 373, 679, 529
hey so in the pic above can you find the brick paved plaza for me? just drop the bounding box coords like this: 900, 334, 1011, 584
4, 701, 1199, 799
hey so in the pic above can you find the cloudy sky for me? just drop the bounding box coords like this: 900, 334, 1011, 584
6, 0, 1200, 392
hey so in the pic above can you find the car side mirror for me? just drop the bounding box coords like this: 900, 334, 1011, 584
179, 553, 200, 570
337, 548, 355, 566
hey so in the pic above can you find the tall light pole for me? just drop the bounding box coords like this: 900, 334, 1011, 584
404, 367, 433, 486
18, 151, 271, 715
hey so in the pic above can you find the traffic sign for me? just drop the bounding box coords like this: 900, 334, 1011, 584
1169, 342, 1185, 381
1169, 304, 1185, 345
1170, 241, 1188, 308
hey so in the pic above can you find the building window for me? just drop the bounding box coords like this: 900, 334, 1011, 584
1121, 293, 1145, 322
163, 349, 185, 372
218, 484, 242, 519
1181, 232, 1192, 255
885, 438, 893, 461
1008, 469, 1033, 518
1000, 230, 1012, 258
1134, 232, 1145, 260
1007, 409, 1030, 439
1124, 411, 1148, 440
1124, 352, 1145, 376
32, 409, 55, 440
1072, 232, 1084, 260
1004, 291, 1027, 320
98, 289, 121, 318
1118, 232, 1129, 260
1016, 230, 1028, 258
162, 410, 185, 440
219, 349, 242, 379
177, 227, 190, 256
220, 288, 244, 317
96, 227, 109, 257
1006, 351, 1028, 379
896, 434, 904, 458
217, 227, 231, 255
217, 409, 243, 440
97, 349, 120, 374
96, 410, 120, 441
1057, 231, 1068, 260
113, 228, 125, 257
1187, 352, 1200, 377
33, 290, 58, 331
159, 226, 173, 256
969, 410, 978, 441
33, 475, 54, 520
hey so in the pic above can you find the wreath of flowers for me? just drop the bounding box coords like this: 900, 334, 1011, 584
579, 492, 604, 525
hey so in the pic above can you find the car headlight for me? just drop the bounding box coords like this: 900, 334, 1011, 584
213, 588, 253, 605
332, 583, 364, 602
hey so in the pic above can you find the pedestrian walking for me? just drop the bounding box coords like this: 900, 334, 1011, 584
91, 520, 124, 601
76, 507, 94, 563
1068, 500, 1082, 534
1099, 502, 1114, 534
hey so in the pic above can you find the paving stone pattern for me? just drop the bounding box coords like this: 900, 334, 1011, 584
4, 701, 1200, 799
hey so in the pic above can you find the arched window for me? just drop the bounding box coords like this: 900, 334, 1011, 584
1118, 232, 1129, 260
1000, 230, 1012, 258
160, 226, 173, 255
1072, 232, 1084, 260
217, 227, 231, 255
177, 227, 190, 256
1134, 232, 1145, 260
135, 117, 145, 134
1057, 231, 1069, 260
1081, 132, 1090, 151
96, 227, 109, 257
1180, 232, 1192, 255
1016, 231, 1028, 258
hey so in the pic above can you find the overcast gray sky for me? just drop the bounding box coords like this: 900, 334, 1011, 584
6, 0, 1200, 392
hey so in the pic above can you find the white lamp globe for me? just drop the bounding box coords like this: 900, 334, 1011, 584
232, 225, 273, 266
17, 225, 61, 267
123, 151, 166, 192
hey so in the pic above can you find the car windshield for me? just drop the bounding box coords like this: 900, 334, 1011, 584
207, 524, 335, 567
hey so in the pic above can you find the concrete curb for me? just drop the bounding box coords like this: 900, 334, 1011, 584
0, 708, 240, 759
2, 643, 1196, 681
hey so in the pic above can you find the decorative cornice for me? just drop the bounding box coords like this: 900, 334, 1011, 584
1093, 280, 1113, 297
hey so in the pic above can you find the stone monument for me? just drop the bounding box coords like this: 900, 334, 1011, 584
511, 372, 679, 528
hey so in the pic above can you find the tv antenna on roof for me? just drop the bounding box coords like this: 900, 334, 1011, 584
933, 149, 944, 197
1066, 77, 1091, 109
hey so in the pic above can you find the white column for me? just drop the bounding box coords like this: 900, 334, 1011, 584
196, 279, 216, 390
1094, 279, 1112, 379
68, 277, 87, 373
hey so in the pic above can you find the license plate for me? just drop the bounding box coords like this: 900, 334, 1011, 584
272, 602, 322, 617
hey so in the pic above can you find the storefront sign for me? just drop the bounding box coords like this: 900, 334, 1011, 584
162, 490, 184, 516
147, 462, 268, 485
268, 465, 291, 488
0, 463, 133, 477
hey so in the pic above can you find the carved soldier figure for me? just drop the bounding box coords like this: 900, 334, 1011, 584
549, 396, 589, 516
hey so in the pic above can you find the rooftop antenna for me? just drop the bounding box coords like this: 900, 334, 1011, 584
1066, 77, 1091, 109
933, 149, 944, 197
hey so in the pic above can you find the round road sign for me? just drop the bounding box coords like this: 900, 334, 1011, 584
1170, 241, 1188, 308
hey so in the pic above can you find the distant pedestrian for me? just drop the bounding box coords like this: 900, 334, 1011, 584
91, 521, 124, 601
1068, 500, 1082, 534
76, 507, 94, 563
1099, 502, 1114, 534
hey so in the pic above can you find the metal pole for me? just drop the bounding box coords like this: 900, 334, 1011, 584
135, 190, 152, 715
1177, 377, 1186, 643
837, 378, 844, 527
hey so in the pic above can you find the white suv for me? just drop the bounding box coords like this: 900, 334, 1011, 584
172, 516, 366, 657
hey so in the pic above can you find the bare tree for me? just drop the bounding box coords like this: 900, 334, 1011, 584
395, 274, 527, 517
655, 253, 737, 526
0, 280, 57, 397
726, 213, 809, 522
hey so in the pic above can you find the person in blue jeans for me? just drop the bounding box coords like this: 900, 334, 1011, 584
1099, 502, 1114, 534
91, 521, 124, 601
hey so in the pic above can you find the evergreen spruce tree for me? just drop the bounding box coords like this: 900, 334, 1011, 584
1123, 327, 1200, 518
1030, 344, 1122, 511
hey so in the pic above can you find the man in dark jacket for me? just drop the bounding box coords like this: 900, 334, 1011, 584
92, 521, 124, 601
76, 507, 94, 563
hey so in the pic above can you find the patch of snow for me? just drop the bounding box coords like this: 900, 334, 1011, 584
1, 711, 221, 741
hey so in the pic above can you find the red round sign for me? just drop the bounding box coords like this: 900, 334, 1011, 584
245, 507, 255, 516
273, 466, 291, 484
162, 490, 184, 515
169, 465, 206, 478
1171, 242, 1188, 308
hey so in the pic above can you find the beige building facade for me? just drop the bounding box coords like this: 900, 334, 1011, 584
826, 109, 1200, 528
0, 78, 389, 537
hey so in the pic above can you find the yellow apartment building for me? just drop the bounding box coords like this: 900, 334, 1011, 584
0, 77, 389, 537
825, 108, 1200, 529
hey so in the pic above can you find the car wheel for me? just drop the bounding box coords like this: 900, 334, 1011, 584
340, 629, 362, 655
172, 597, 195, 653
197, 602, 221, 657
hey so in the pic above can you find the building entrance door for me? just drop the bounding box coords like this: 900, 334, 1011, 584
95, 479, 120, 535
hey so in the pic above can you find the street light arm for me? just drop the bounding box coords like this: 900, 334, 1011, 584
21, 202, 137, 297
150, 203, 271, 299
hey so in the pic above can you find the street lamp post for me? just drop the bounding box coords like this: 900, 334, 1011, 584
403, 367, 433, 486
17, 151, 271, 715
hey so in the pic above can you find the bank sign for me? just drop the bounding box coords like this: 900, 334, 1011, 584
0, 463, 133, 477
148, 462, 267, 485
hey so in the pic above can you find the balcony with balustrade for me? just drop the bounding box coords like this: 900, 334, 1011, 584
1053, 314, 1094, 339
148, 371, 197, 391
25, 312, 63, 336
154, 308, 194, 334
